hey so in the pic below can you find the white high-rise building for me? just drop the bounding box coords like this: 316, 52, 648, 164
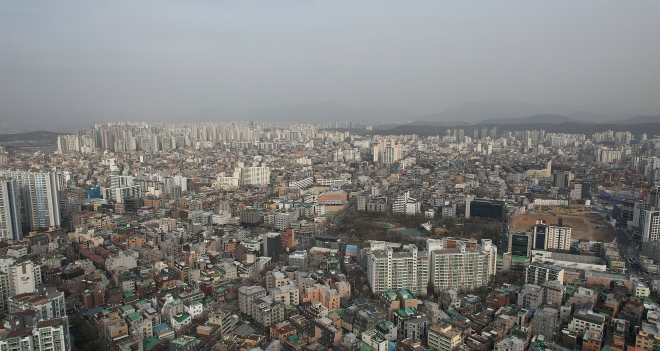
392, 192, 421, 216
366, 242, 428, 295
643, 210, 660, 243
373, 139, 402, 164
0, 170, 61, 230
0, 177, 22, 240
218, 167, 271, 187
366, 238, 496, 295
35, 318, 71, 351
105, 174, 141, 203
8, 290, 66, 320
546, 224, 572, 251
427, 239, 492, 293
7, 261, 41, 296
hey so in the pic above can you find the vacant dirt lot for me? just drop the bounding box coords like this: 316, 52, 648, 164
511, 213, 614, 242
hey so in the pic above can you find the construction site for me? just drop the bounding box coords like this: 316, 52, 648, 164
510, 206, 615, 242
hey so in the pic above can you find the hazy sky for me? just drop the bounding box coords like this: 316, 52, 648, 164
1, 1, 659, 119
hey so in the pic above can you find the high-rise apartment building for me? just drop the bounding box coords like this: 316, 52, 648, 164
642, 210, 660, 243
0, 177, 22, 240
240, 167, 271, 186
373, 139, 402, 164
0, 170, 60, 231
367, 242, 426, 295
367, 238, 496, 295
0, 271, 9, 315
35, 318, 71, 351
428, 239, 492, 293
105, 174, 141, 204
546, 219, 572, 251
9, 290, 66, 321
7, 261, 42, 296
218, 167, 271, 187
526, 262, 564, 285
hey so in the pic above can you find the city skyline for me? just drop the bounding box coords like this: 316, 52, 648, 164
1, 1, 660, 130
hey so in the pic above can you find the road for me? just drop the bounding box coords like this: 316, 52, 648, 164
615, 226, 657, 288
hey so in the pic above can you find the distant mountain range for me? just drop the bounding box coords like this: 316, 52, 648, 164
364, 122, 660, 139
0, 99, 657, 133
414, 99, 641, 124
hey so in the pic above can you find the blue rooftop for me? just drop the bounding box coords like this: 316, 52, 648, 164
153, 323, 168, 333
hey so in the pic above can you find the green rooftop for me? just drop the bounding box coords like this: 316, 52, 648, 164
172, 313, 190, 323
143, 337, 161, 350
383, 292, 397, 300
127, 312, 142, 322
494, 288, 510, 295
287, 334, 303, 347
360, 341, 374, 351
396, 307, 417, 317
121, 305, 135, 312
171, 337, 192, 345
398, 289, 416, 300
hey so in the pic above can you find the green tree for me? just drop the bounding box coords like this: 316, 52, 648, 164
427, 281, 436, 298
89, 341, 106, 351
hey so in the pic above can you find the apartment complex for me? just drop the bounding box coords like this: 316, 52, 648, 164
428, 239, 492, 293
366, 242, 427, 296
367, 238, 496, 295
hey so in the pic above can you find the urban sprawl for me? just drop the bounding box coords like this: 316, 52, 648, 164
1, 121, 660, 351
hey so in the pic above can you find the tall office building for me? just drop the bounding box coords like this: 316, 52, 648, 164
466, 198, 505, 221
0, 177, 22, 240
532, 220, 547, 250
553, 171, 572, 189
262, 233, 282, 261
0, 170, 60, 230
508, 231, 533, 257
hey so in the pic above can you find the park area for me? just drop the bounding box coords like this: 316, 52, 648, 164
510, 211, 614, 242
